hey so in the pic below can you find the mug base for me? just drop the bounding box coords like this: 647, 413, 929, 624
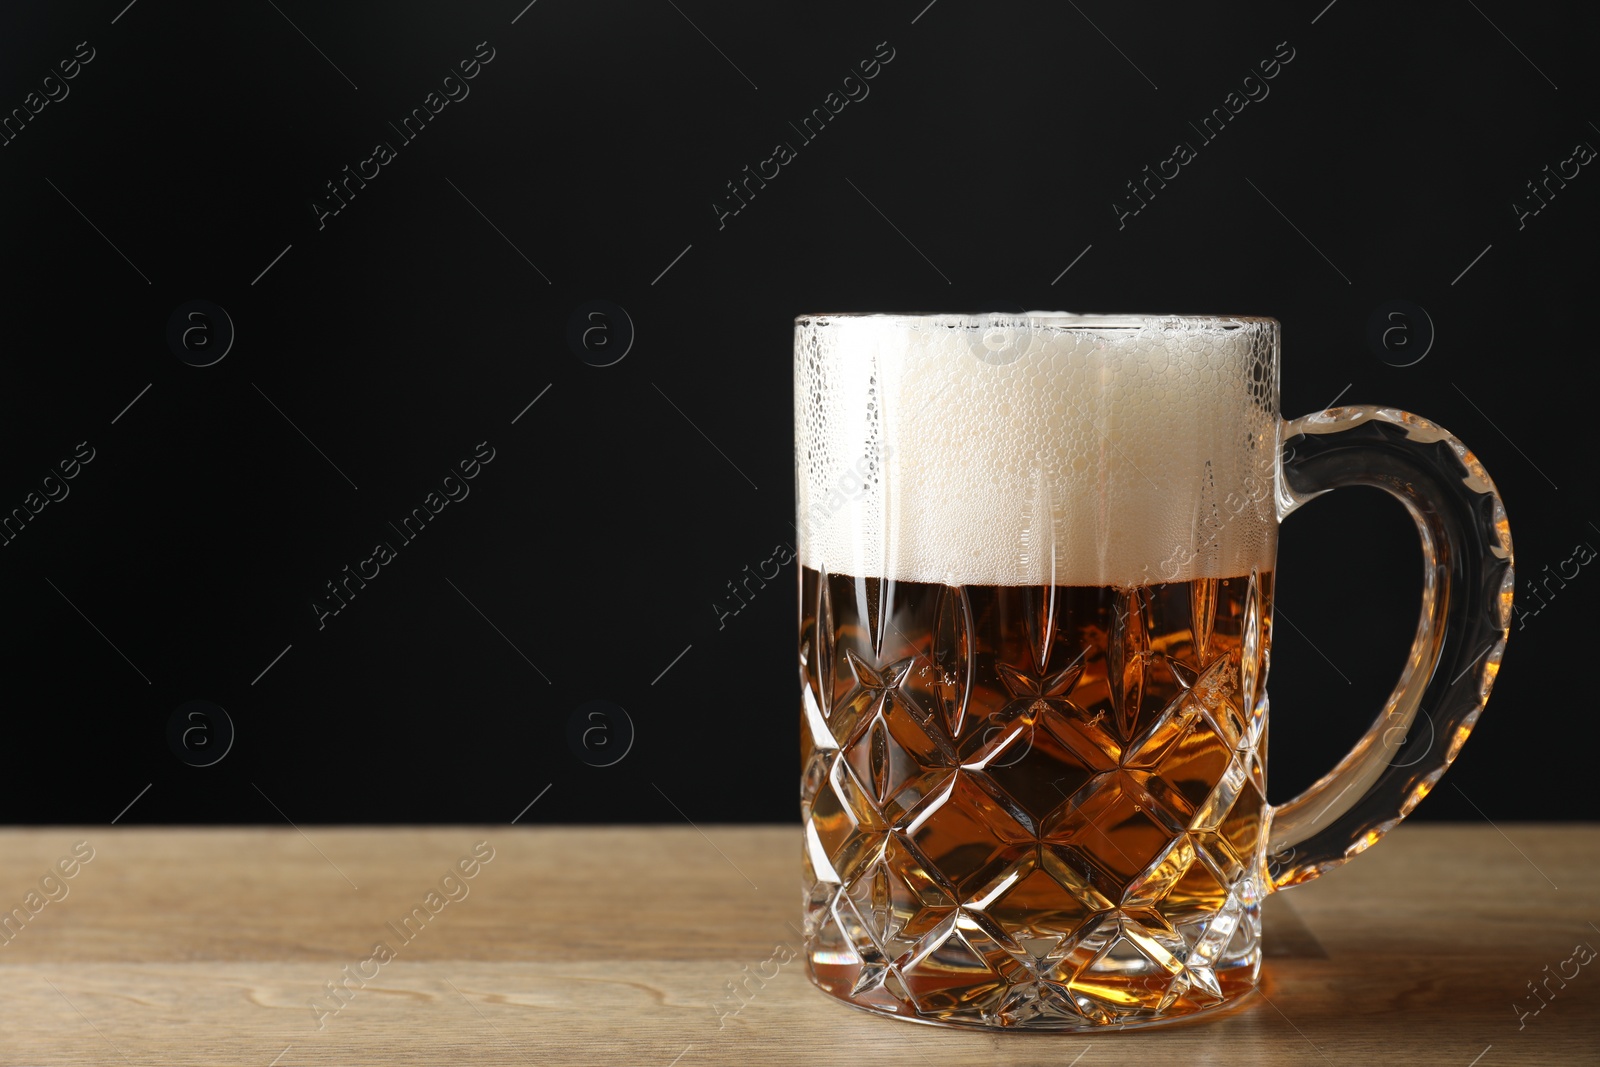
805, 944, 1262, 1032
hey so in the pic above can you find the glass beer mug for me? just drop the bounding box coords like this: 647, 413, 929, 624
794, 313, 1512, 1030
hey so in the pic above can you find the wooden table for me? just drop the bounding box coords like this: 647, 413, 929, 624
0, 825, 1595, 1065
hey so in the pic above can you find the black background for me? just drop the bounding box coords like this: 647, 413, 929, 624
0, 0, 1593, 826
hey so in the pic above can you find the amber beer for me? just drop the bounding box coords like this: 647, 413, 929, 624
801, 566, 1271, 1025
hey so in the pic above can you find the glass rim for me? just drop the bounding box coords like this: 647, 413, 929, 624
794, 311, 1279, 329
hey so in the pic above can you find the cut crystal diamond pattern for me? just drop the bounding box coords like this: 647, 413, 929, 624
905, 772, 1032, 900
978, 710, 1109, 830
898, 910, 1031, 1019
924, 583, 977, 741
802, 571, 1273, 1028
829, 650, 922, 748
807, 755, 886, 886
994, 653, 1088, 716
841, 685, 955, 823
1045, 770, 1183, 897
984, 858, 1102, 957
844, 832, 958, 961
800, 676, 836, 754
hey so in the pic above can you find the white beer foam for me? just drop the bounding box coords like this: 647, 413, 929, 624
794, 313, 1280, 587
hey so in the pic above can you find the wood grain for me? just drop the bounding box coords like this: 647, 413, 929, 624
0, 825, 1595, 1065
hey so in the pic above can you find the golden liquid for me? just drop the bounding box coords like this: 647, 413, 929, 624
800, 568, 1273, 1028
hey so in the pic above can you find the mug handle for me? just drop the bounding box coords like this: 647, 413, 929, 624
1265, 405, 1514, 889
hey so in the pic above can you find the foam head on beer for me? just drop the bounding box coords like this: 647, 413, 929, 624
794, 313, 1280, 588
